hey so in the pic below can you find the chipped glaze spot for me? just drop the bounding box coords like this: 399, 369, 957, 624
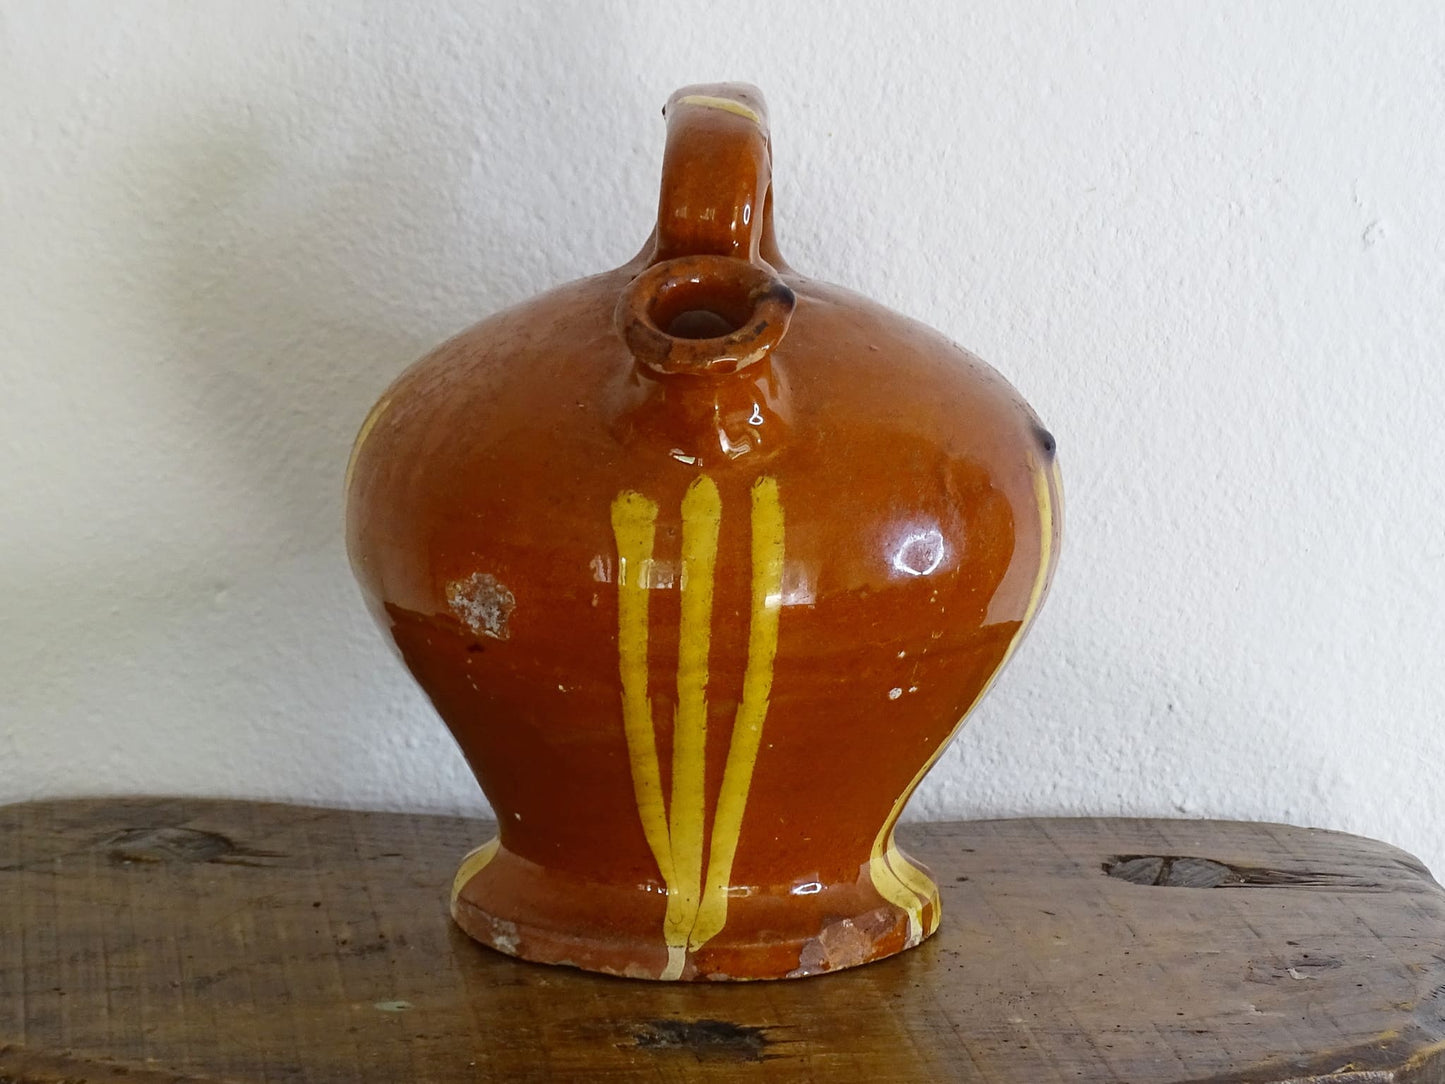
446, 572, 516, 640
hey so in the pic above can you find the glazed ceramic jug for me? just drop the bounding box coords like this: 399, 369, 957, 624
346, 83, 1061, 981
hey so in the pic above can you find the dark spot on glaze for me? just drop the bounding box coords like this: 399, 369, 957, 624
631, 1018, 772, 1062
766, 282, 796, 307
1034, 426, 1057, 458
467, 643, 484, 653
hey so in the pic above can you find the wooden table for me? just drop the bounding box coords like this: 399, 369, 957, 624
2, 799, 1443, 1082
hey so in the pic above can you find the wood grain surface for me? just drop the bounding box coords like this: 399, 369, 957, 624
1, 799, 1442, 1083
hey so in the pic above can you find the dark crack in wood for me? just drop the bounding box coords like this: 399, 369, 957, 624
103, 826, 280, 866
1104, 854, 1386, 890
629, 1019, 773, 1062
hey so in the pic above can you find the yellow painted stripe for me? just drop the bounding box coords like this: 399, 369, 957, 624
886, 844, 941, 933
450, 836, 500, 905
663, 476, 722, 961
690, 477, 785, 951
675, 94, 762, 124
1003, 461, 1057, 667
344, 393, 390, 495
869, 840, 929, 945
869, 457, 1058, 943
611, 491, 676, 897
1047, 458, 1064, 582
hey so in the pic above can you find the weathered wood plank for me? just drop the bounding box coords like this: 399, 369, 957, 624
1, 800, 1442, 1083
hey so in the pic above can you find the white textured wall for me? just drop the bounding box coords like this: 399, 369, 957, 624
4, 3, 1443, 870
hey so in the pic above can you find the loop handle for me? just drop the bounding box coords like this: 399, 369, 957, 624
651, 84, 783, 268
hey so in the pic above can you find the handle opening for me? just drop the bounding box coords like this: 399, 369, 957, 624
650, 83, 784, 269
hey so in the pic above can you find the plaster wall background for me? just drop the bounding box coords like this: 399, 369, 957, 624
3, 3, 1442, 870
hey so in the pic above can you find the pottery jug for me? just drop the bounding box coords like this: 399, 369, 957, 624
345, 83, 1061, 981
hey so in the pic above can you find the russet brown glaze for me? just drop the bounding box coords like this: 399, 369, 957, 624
345, 83, 1062, 981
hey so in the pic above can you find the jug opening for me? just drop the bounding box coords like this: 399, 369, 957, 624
664, 309, 742, 340
650, 276, 755, 340
617, 254, 795, 376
